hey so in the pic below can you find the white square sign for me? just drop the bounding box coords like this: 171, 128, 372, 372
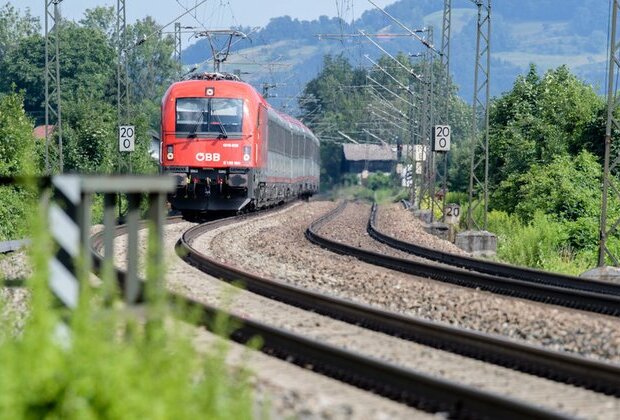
433, 125, 451, 152
119, 125, 135, 152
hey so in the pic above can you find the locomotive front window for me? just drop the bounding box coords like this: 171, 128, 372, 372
176, 98, 243, 138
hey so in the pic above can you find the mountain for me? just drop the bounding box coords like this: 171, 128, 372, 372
181, 0, 610, 115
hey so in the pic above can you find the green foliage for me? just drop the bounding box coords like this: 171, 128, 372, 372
0, 91, 37, 239
303, 53, 468, 192
366, 172, 392, 191
488, 210, 594, 275
79, 6, 116, 41
488, 64, 603, 190
319, 141, 344, 191
444, 191, 469, 206
493, 151, 602, 251
126, 17, 180, 105
0, 22, 117, 118
0, 8, 177, 178
62, 99, 117, 174
491, 210, 563, 268
0, 3, 39, 62
0, 91, 35, 175
0, 201, 255, 418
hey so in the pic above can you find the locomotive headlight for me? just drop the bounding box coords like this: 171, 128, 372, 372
166, 145, 174, 160
243, 146, 251, 162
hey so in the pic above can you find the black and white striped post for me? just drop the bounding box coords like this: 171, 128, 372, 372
49, 176, 89, 309
49, 175, 175, 314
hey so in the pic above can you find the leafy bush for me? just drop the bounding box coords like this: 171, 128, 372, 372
487, 210, 594, 275
495, 211, 567, 269
366, 172, 392, 191
341, 173, 359, 187
444, 191, 468, 206
0, 202, 255, 418
0, 91, 37, 240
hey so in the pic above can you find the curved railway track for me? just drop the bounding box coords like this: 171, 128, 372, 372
87, 213, 566, 419
307, 201, 620, 316
370, 203, 620, 296
177, 206, 620, 398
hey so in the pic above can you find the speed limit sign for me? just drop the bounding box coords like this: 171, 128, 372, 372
433, 125, 451, 152
119, 125, 135, 152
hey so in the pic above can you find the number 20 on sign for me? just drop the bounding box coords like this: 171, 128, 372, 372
119, 125, 135, 152
432, 125, 451, 152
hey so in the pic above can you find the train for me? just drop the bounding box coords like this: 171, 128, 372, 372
160, 72, 320, 216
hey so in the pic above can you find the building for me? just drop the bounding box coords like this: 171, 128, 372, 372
341, 143, 399, 174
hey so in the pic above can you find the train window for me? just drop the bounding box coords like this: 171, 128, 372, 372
176, 98, 243, 137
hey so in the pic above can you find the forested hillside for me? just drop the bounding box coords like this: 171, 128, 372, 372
183, 0, 610, 112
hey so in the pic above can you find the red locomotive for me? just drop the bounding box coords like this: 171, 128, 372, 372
160, 73, 320, 216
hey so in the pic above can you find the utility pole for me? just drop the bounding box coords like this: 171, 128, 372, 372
440, 0, 452, 124
44, 0, 64, 174
467, 0, 491, 230
174, 22, 182, 63
116, 0, 129, 128
599, 0, 620, 266
116, 0, 131, 218
419, 28, 437, 219
437, 0, 452, 219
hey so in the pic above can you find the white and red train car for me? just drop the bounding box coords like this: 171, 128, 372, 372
160, 73, 320, 216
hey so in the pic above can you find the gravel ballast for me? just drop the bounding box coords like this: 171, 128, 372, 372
108, 203, 620, 418
202, 200, 620, 364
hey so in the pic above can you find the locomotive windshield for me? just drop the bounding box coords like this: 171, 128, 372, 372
176, 98, 243, 138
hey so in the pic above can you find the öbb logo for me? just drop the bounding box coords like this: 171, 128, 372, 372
195, 152, 221, 162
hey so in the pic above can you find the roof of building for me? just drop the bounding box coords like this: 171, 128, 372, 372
33, 125, 54, 139
342, 144, 397, 161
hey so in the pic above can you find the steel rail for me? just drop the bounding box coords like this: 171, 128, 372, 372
369, 203, 620, 296
89, 215, 567, 419
307, 202, 620, 316
0, 239, 30, 254
176, 208, 620, 397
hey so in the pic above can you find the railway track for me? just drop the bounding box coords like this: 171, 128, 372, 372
307, 201, 620, 316
88, 204, 620, 418
177, 206, 620, 398
87, 213, 567, 419
370, 202, 620, 296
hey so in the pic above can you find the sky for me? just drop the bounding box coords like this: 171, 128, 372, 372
13, 0, 396, 32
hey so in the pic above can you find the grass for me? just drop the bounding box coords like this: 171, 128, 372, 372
0, 194, 257, 419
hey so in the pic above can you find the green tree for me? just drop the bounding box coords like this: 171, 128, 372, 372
495, 151, 603, 250
301, 54, 371, 188
0, 22, 117, 119
488, 64, 603, 190
0, 91, 37, 239
62, 98, 117, 174
0, 3, 39, 62
79, 6, 116, 41
0, 91, 36, 175
126, 17, 180, 106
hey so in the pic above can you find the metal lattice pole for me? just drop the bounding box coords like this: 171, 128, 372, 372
599, 0, 620, 266
440, 0, 452, 123
418, 28, 434, 213
117, 0, 129, 127
467, 0, 491, 231
174, 22, 182, 63
116, 0, 130, 216
44, 0, 64, 174
438, 0, 452, 218
408, 87, 417, 206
